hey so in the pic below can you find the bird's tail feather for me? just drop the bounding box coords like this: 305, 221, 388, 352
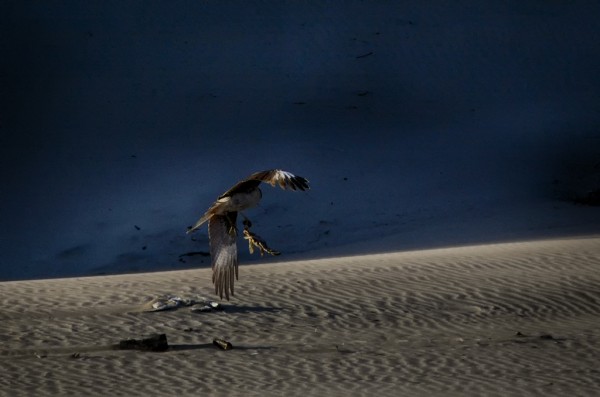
187, 214, 210, 234
188, 197, 231, 234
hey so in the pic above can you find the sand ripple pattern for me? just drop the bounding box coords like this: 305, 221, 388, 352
1, 237, 599, 396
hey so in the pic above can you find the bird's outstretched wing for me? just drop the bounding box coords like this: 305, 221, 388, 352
248, 169, 310, 191
208, 212, 238, 300
188, 170, 309, 234
219, 169, 309, 198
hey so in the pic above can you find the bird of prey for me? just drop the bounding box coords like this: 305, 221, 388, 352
187, 169, 309, 300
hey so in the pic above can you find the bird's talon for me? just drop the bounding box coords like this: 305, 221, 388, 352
243, 228, 280, 256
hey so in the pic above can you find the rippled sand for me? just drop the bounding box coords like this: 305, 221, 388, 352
1, 237, 599, 396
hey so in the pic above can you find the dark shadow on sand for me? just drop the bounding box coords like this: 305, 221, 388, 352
220, 305, 281, 314
142, 304, 281, 315
168, 343, 214, 351
169, 344, 275, 352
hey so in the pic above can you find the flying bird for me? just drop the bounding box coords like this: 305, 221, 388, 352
187, 169, 309, 300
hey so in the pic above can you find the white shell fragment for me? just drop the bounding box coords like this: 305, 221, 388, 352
147, 295, 223, 312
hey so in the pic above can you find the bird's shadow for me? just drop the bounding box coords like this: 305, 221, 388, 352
141, 302, 280, 315
169, 344, 275, 352
220, 305, 282, 314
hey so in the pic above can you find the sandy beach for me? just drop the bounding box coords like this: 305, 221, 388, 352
1, 236, 599, 396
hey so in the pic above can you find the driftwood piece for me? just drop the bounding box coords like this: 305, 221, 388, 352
213, 338, 233, 350
118, 334, 169, 352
